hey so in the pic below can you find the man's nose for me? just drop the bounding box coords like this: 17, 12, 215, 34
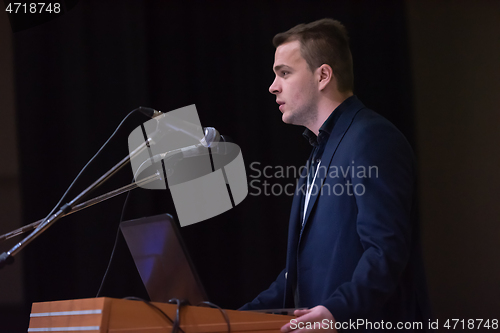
269, 77, 280, 94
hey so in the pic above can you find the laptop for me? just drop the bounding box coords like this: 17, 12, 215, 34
121, 213, 296, 315
120, 213, 208, 305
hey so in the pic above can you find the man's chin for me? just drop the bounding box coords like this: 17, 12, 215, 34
282, 113, 302, 127
281, 112, 294, 124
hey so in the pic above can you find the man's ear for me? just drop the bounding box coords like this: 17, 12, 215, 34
317, 64, 334, 91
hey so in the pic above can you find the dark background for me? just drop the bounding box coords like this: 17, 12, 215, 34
0, 1, 499, 332
12, 0, 414, 305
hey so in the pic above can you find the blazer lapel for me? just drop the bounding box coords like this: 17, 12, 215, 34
288, 162, 308, 250
301, 99, 366, 229
284, 158, 308, 301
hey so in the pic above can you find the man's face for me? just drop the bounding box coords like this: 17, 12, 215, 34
269, 40, 319, 127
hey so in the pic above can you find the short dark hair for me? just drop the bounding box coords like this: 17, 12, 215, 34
273, 18, 353, 92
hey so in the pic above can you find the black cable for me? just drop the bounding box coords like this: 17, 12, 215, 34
197, 301, 231, 333
94, 226, 120, 297
95, 176, 134, 297
123, 296, 184, 333
94, 107, 157, 297
167, 298, 189, 333
39, 109, 140, 229
120, 297, 229, 333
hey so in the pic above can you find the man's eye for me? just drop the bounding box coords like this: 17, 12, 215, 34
282, 71, 289, 77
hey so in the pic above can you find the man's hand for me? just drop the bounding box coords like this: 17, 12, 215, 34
281, 305, 338, 333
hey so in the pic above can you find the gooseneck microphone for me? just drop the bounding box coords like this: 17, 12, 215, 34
138, 106, 163, 118
137, 106, 214, 146
133, 128, 229, 179
150, 129, 227, 163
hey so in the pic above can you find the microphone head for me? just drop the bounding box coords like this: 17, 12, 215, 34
200, 127, 220, 147
138, 106, 163, 118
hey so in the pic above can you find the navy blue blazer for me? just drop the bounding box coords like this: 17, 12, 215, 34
241, 97, 431, 329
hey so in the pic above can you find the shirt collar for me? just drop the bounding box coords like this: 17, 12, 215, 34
302, 95, 357, 147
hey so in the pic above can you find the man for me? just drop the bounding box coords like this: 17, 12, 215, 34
240, 19, 431, 332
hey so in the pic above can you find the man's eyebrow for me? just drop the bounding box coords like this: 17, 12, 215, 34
273, 65, 292, 72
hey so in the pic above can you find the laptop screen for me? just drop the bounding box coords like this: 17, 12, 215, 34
120, 213, 208, 305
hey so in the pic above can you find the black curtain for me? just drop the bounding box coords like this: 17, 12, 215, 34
13, 0, 413, 311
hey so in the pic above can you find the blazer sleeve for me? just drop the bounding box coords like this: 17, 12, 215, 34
321, 117, 416, 322
239, 268, 287, 310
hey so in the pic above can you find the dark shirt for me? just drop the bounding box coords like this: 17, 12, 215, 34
303, 95, 357, 160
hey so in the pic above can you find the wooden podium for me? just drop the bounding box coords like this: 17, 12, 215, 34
28, 297, 294, 333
